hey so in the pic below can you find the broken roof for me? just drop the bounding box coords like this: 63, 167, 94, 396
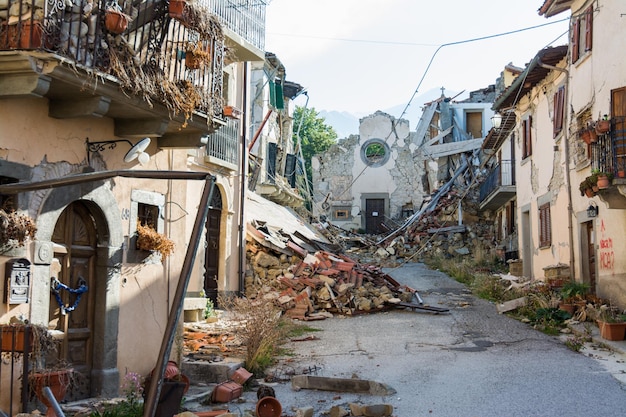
492, 45, 568, 110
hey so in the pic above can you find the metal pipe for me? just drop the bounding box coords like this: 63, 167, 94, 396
538, 59, 574, 280
143, 175, 215, 417
239, 62, 249, 296
42, 386, 65, 417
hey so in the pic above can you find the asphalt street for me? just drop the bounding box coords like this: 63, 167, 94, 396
260, 262, 626, 417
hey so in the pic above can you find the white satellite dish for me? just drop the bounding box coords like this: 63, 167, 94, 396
124, 138, 151, 165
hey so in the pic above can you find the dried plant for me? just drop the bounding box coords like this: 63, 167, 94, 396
0, 209, 37, 248
136, 222, 175, 261
222, 297, 285, 375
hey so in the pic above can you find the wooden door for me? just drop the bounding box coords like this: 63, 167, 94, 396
50, 201, 97, 400
365, 199, 385, 234
466, 112, 483, 139
204, 187, 222, 304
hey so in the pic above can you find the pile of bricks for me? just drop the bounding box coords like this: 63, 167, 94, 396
245, 241, 415, 319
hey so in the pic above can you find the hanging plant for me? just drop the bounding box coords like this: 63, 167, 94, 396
0, 209, 37, 248
136, 222, 175, 261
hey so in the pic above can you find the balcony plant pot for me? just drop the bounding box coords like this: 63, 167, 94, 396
580, 128, 593, 145
256, 396, 282, 417
185, 51, 200, 69
18, 20, 43, 49
596, 174, 610, 189
223, 105, 241, 119
169, 0, 187, 19
105, 9, 130, 34
29, 368, 74, 417
597, 320, 626, 341
595, 119, 610, 134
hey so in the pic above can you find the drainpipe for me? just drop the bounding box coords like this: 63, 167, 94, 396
538, 60, 574, 280
238, 62, 248, 296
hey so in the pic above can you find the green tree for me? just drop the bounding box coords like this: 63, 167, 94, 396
292, 106, 337, 194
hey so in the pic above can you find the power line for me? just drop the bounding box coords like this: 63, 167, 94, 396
267, 18, 568, 49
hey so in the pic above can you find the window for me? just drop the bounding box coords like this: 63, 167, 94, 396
333, 210, 350, 221
360, 139, 390, 167
571, 5, 593, 64
539, 203, 551, 248
332, 206, 351, 221
466, 112, 483, 139
553, 86, 565, 138
522, 116, 533, 159
138, 203, 159, 228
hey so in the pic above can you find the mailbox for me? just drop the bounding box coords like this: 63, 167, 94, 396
4, 258, 31, 304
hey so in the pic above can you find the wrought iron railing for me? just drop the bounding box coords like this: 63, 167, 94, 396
479, 160, 515, 202
0, 0, 225, 120
206, 118, 239, 165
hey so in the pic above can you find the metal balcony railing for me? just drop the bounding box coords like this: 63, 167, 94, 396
479, 160, 515, 202
206, 118, 239, 165
0, 0, 225, 120
204, 0, 266, 51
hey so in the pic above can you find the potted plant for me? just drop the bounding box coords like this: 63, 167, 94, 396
105, 7, 132, 34
184, 41, 211, 69
579, 177, 595, 197
595, 114, 610, 134
596, 305, 626, 341
558, 281, 589, 315
595, 171, 613, 190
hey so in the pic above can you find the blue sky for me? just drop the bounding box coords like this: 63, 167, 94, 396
265, 0, 570, 115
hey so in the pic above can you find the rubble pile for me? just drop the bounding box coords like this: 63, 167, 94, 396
370, 190, 497, 263
245, 241, 416, 318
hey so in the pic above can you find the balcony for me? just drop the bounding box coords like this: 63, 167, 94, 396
204, 117, 239, 170
205, 0, 266, 61
0, 0, 227, 142
479, 160, 516, 211
592, 116, 626, 208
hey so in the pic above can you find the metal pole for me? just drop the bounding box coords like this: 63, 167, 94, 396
143, 175, 215, 417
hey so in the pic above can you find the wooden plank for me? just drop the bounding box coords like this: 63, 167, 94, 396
423, 138, 484, 158
421, 126, 453, 148
414, 101, 438, 146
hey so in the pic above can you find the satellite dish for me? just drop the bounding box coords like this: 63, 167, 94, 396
124, 138, 151, 165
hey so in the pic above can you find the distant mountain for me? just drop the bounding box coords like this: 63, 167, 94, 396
318, 110, 360, 139
319, 88, 462, 140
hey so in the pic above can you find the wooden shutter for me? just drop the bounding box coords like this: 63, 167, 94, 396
571, 17, 580, 63
284, 153, 297, 188
585, 5, 593, 52
523, 117, 532, 158
553, 86, 565, 138
539, 203, 552, 247
267, 142, 277, 184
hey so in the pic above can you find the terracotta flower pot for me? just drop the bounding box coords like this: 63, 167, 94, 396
169, 0, 187, 19
30, 369, 73, 417
19, 21, 43, 49
1, 325, 31, 352
256, 396, 282, 417
105, 10, 130, 34
597, 175, 610, 189
597, 320, 626, 341
595, 119, 610, 134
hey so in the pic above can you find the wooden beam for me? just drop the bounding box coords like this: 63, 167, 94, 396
423, 138, 483, 158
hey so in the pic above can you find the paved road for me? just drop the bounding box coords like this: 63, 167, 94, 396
263, 262, 626, 417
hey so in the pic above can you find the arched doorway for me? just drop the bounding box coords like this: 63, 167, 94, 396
204, 187, 222, 305
50, 201, 98, 400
